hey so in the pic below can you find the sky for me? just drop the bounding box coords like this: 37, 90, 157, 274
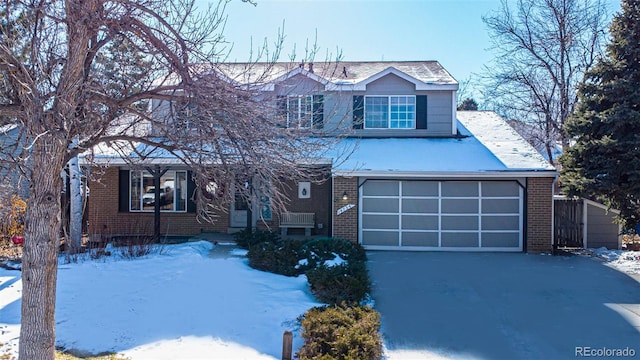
197, 0, 622, 89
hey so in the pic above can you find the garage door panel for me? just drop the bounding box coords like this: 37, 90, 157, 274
482, 199, 520, 214
402, 181, 438, 196
360, 180, 522, 251
362, 214, 399, 229
402, 215, 438, 230
482, 181, 520, 197
441, 216, 478, 230
482, 232, 520, 247
362, 181, 399, 196
441, 232, 479, 247
482, 216, 520, 230
442, 181, 478, 197
362, 231, 399, 246
402, 232, 439, 247
362, 198, 398, 213
441, 199, 478, 214
402, 199, 438, 213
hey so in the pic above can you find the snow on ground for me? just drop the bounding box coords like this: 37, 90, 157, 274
593, 247, 640, 275
2, 243, 639, 359
0, 241, 321, 359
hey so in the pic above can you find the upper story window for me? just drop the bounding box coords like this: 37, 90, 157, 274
278, 95, 324, 129
365, 95, 416, 129
286, 95, 314, 129
172, 101, 200, 130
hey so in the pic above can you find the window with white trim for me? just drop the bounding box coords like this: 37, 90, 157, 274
286, 95, 314, 128
130, 170, 188, 212
364, 95, 416, 129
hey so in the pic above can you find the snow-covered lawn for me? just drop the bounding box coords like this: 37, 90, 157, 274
1, 242, 639, 359
593, 247, 640, 275
0, 241, 321, 359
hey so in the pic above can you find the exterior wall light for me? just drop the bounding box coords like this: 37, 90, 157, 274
342, 191, 349, 201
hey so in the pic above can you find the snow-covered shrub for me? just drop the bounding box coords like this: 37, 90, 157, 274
247, 239, 306, 276
297, 304, 383, 360
301, 238, 366, 269
305, 261, 370, 305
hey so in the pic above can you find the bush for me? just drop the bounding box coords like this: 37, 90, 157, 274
301, 238, 367, 269
306, 261, 370, 305
247, 239, 306, 276
297, 304, 383, 360
0, 194, 26, 239
233, 229, 280, 249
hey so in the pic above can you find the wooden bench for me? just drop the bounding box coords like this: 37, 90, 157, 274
280, 212, 315, 237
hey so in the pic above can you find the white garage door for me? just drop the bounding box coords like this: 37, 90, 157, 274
360, 180, 523, 251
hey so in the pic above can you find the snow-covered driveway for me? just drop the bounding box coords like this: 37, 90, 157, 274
368, 251, 640, 359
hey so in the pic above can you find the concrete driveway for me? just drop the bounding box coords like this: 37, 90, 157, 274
367, 251, 640, 359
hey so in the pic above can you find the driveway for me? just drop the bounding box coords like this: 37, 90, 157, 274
367, 252, 640, 359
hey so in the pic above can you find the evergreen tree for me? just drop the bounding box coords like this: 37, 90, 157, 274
457, 98, 478, 111
561, 0, 640, 229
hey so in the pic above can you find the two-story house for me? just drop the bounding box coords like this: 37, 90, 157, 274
84, 61, 557, 253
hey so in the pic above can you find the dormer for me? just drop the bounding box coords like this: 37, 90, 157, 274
338, 63, 459, 137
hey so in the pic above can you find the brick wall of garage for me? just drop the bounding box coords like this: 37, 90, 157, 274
332, 176, 358, 242
87, 167, 228, 237
526, 176, 554, 253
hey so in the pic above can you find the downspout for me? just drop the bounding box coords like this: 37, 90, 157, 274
515, 179, 528, 253
329, 175, 334, 238
582, 199, 588, 249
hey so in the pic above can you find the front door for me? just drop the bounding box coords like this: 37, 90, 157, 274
230, 191, 249, 228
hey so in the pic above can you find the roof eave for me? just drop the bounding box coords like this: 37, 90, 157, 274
332, 170, 559, 178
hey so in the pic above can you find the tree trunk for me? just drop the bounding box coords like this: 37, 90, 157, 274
19, 139, 65, 360
69, 153, 83, 253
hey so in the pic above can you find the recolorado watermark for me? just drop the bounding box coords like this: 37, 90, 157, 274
576, 346, 636, 357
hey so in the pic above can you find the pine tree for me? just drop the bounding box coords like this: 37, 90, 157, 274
457, 98, 478, 111
561, 0, 640, 229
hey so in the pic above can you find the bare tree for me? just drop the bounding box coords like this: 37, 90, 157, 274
0, 0, 343, 358
481, 0, 610, 164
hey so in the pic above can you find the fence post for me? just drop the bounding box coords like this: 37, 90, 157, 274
282, 330, 293, 360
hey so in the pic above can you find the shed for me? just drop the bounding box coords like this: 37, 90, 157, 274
554, 196, 622, 250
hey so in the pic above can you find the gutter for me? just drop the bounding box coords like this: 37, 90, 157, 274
331, 170, 559, 179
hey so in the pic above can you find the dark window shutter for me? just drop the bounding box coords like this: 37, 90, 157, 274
313, 95, 324, 129
353, 95, 364, 129
276, 96, 287, 127
187, 171, 197, 213
416, 95, 427, 129
118, 169, 130, 212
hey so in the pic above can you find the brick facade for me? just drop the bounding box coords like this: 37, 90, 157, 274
90, 167, 555, 253
526, 177, 555, 253
88, 167, 332, 238
332, 176, 358, 243
88, 167, 228, 237
271, 178, 331, 236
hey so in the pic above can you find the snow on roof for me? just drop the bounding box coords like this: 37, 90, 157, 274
84, 112, 555, 176
457, 111, 555, 171
0, 123, 19, 134
332, 111, 556, 177
215, 61, 458, 86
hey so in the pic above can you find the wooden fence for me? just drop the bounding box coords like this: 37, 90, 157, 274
554, 198, 584, 248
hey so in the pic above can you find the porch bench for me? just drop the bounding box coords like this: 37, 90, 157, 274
280, 212, 315, 237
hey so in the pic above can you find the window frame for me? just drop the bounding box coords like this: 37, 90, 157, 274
286, 95, 314, 129
129, 169, 189, 213
364, 95, 417, 129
